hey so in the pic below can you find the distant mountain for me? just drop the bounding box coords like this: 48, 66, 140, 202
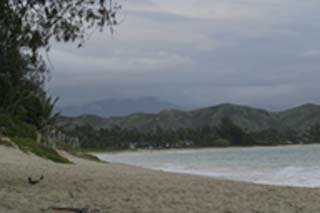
57, 97, 180, 118
57, 103, 320, 132
60, 103, 311, 132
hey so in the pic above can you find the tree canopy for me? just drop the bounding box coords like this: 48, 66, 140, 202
0, 0, 120, 137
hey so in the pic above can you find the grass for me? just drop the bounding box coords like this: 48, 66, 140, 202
0, 113, 106, 163
0, 137, 13, 147
12, 137, 72, 164
0, 113, 101, 164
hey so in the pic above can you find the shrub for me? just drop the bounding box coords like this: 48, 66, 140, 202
0, 114, 36, 138
213, 138, 231, 147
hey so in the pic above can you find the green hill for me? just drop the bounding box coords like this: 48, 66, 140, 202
274, 104, 320, 131
98, 104, 282, 131
57, 103, 320, 132
57, 103, 283, 131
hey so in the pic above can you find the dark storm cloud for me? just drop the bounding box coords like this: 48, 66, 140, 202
48, 0, 320, 109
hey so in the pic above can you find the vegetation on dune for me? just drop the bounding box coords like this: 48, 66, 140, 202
0, 137, 14, 147
13, 137, 71, 163
0, 114, 36, 139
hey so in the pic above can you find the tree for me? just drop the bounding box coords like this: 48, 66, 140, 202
1, 1, 120, 53
1, 0, 120, 85
250, 129, 286, 146
0, 0, 121, 140
1, 0, 119, 84
217, 117, 254, 146
304, 123, 320, 144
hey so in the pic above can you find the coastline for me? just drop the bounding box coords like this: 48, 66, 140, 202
95, 144, 320, 188
87, 143, 319, 154
2, 145, 320, 213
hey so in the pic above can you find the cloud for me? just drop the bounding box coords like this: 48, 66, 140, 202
50, 49, 193, 75
301, 49, 320, 58
48, 0, 320, 109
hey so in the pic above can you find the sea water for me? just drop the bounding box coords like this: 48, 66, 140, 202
96, 144, 320, 188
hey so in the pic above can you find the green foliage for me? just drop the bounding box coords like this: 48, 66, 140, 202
64, 122, 282, 150
12, 137, 71, 164
303, 123, 320, 143
251, 129, 287, 146
0, 1, 120, 55
63, 115, 307, 150
217, 117, 255, 146
23, 94, 60, 130
0, 114, 36, 138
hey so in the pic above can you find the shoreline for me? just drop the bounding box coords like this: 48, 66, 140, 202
96, 157, 320, 190
94, 144, 320, 189
2, 145, 320, 212
87, 142, 319, 154
108, 160, 320, 189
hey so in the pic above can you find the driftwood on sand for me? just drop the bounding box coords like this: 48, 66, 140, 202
45, 206, 110, 213
28, 175, 44, 185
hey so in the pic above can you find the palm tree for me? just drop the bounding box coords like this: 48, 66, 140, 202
23, 93, 59, 145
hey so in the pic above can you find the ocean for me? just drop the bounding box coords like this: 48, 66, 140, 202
96, 144, 320, 188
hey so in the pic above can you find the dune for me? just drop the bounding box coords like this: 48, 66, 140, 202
1, 145, 320, 213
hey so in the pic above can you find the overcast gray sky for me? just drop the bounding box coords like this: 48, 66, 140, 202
48, 0, 320, 110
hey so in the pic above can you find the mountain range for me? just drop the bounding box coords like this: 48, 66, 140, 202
57, 103, 320, 132
57, 97, 180, 117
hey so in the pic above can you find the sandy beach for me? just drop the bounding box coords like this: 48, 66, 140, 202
1, 146, 320, 213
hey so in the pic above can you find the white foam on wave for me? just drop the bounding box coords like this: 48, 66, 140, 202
154, 164, 320, 188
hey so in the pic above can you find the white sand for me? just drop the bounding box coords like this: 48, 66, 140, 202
1, 145, 320, 213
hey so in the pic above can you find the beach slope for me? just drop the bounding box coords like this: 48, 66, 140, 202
1, 146, 320, 213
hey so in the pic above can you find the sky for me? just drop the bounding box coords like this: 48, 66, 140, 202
48, 0, 320, 110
